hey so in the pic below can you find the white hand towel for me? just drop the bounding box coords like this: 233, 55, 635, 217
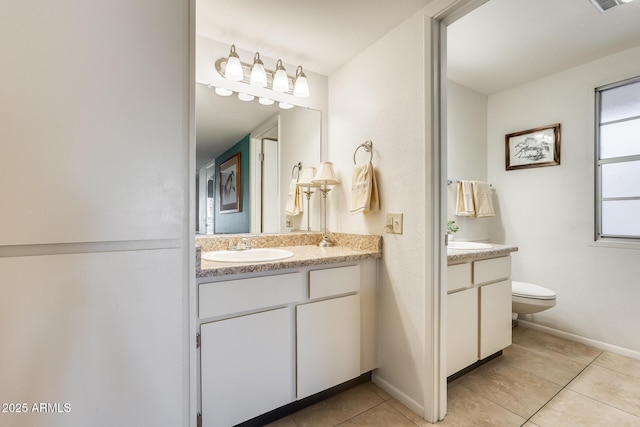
284, 178, 303, 215
456, 181, 475, 217
350, 162, 379, 214
472, 181, 495, 218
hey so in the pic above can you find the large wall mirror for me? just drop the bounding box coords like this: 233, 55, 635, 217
196, 83, 322, 235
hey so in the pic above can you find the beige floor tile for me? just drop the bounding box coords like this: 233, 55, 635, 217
568, 364, 640, 417
339, 402, 417, 426
290, 383, 384, 427
513, 328, 601, 365
437, 384, 525, 426
522, 422, 540, 427
593, 351, 640, 380
511, 325, 527, 337
531, 388, 640, 426
363, 381, 393, 401
501, 343, 586, 386
265, 415, 298, 427
458, 359, 562, 419
387, 398, 432, 427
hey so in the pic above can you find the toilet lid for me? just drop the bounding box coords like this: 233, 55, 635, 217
512, 281, 556, 300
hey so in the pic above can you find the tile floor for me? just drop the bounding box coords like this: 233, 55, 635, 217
267, 327, 640, 426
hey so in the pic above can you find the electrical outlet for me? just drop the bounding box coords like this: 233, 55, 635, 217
385, 213, 403, 234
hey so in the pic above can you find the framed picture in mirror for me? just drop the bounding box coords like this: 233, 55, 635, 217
219, 153, 241, 213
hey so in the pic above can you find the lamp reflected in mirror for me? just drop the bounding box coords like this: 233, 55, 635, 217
297, 167, 320, 231
312, 162, 340, 247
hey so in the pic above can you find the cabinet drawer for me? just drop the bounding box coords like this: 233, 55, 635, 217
473, 256, 511, 285
309, 265, 360, 299
447, 263, 472, 293
199, 272, 303, 318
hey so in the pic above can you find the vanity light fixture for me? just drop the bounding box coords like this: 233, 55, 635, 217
224, 45, 244, 81
215, 44, 310, 98
272, 59, 290, 93
312, 162, 340, 247
293, 66, 310, 98
590, 0, 636, 12
250, 52, 267, 87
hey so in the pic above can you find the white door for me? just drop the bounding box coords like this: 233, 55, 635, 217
261, 138, 279, 233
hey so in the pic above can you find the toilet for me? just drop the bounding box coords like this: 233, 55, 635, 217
512, 281, 556, 318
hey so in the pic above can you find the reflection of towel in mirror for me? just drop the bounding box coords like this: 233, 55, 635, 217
285, 178, 303, 215
350, 162, 379, 214
456, 181, 475, 216
472, 181, 495, 218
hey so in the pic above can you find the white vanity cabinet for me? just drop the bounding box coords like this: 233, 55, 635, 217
197, 260, 377, 427
447, 254, 512, 377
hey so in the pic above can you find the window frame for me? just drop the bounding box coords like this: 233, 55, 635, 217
595, 75, 640, 243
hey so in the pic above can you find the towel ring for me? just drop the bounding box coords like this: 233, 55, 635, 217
353, 140, 373, 165
291, 162, 302, 179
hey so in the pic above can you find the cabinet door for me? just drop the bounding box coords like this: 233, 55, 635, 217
297, 294, 360, 399
447, 288, 479, 376
200, 308, 293, 427
479, 280, 512, 359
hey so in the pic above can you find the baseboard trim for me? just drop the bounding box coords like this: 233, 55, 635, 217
518, 320, 640, 360
235, 372, 372, 427
371, 373, 424, 418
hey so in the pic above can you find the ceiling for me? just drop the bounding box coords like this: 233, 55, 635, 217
195, 0, 640, 166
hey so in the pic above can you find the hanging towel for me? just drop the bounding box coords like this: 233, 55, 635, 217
472, 181, 495, 218
284, 179, 303, 215
350, 162, 379, 214
456, 180, 475, 217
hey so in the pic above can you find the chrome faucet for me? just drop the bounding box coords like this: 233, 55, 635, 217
229, 236, 252, 251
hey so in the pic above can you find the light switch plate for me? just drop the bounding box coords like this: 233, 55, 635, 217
386, 213, 403, 234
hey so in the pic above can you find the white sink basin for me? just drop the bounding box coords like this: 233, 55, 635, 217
202, 248, 294, 263
448, 241, 493, 250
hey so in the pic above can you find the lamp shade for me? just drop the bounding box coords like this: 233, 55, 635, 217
272, 59, 290, 92
250, 53, 267, 87
293, 66, 310, 97
312, 162, 340, 185
224, 45, 244, 81
297, 167, 320, 187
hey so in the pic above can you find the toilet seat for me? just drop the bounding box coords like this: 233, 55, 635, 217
512, 281, 556, 300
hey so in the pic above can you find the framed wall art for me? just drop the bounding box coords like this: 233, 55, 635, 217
505, 123, 561, 171
219, 153, 241, 213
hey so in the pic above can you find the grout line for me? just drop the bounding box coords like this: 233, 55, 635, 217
521, 349, 604, 425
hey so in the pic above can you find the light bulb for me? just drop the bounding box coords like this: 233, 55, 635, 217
272, 59, 290, 92
279, 102, 294, 110
224, 45, 244, 81
293, 66, 310, 97
250, 52, 267, 87
258, 97, 274, 106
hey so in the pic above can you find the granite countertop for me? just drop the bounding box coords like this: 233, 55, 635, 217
196, 232, 382, 278
447, 243, 518, 264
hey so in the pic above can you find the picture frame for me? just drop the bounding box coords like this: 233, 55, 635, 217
505, 123, 561, 171
219, 153, 241, 213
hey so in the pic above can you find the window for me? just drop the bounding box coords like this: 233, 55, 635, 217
595, 77, 640, 240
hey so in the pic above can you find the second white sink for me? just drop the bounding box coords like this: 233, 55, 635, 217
448, 241, 493, 250
202, 248, 294, 263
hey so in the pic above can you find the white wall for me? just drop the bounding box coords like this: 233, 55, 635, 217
487, 45, 640, 354
328, 9, 433, 417
0, 1, 191, 426
446, 81, 491, 241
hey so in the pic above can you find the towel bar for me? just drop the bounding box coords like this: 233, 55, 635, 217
353, 140, 373, 165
